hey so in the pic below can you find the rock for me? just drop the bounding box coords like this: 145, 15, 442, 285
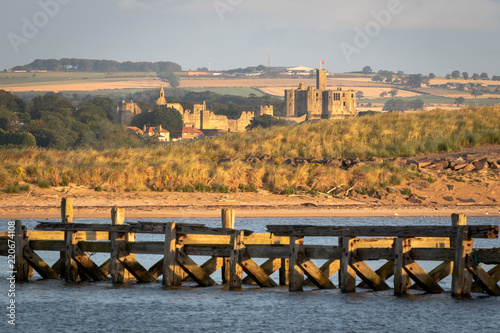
310, 158, 326, 164
446, 184, 454, 191
473, 159, 488, 171
443, 196, 454, 202
457, 198, 476, 203
417, 161, 432, 168
386, 187, 401, 194
487, 197, 497, 202
351, 157, 361, 164
409, 180, 430, 189
462, 163, 476, 172
407, 195, 423, 204
488, 161, 500, 169
452, 163, 469, 171
369, 157, 384, 164
327, 159, 342, 168
284, 158, 296, 166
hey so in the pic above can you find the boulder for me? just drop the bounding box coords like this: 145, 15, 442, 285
442, 196, 454, 202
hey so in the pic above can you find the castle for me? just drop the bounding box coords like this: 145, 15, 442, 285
284, 69, 356, 119
117, 71, 356, 133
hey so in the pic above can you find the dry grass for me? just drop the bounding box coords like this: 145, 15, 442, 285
1, 106, 498, 195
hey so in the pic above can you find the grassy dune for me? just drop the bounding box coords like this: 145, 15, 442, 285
1, 106, 499, 195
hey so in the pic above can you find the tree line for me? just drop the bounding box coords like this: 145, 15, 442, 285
11, 58, 182, 73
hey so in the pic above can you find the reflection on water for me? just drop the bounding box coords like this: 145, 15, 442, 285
1, 217, 499, 332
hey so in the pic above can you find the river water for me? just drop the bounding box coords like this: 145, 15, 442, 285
1, 217, 499, 332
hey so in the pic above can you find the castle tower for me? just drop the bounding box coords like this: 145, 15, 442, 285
156, 85, 167, 106
316, 69, 327, 90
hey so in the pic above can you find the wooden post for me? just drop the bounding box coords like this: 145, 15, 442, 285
340, 237, 357, 293
163, 222, 181, 287
124, 231, 136, 281
452, 213, 474, 298
229, 230, 244, 290
289, 236, 304, 291
14, 220, 29, 282
394, 238, 411, 295
221, 208, 235, 284
62, 198, 78, 282
279, 258, 289, 286
110, 207, 126, 284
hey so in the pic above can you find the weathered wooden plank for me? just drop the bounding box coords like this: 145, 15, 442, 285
305, 259, 340, 287
411, 262, 453, 290
9, 230, 109, 241
239, 252, 277, 288
119, 255, 157, 283
163, 222, 181, 287
35, 222, 253, 236
176, 250, 216, 287
452, 214, 474, 298
358, 260, 394, 288
300, 259, 335, 289
404, 257, 444, 294
79, 241, 111, 253
351, 257, 390, 291
229, 230, 244, 290
466, 258, 500, 296
148, 258, 164, 280
245, 233, 289, 245
280, 258, 289, 286
394, 238, 411, 295
185, 257, 223, 282
409, 248, 455, 261
475, 249, 500, 265
51, 258, 63, 276
14, 221, 30, 282
221, 208, 234, 284
99, 259, 110, 276
340, 237, 357, 293
243, 258, 281, 285
266, 225, 498, 239
110, 207, 127, 284
23, 246, 60, 279
178, 234, 230, 245
62, 198, 78, 283
72, 246, 109, 281
289, 236, 305, 292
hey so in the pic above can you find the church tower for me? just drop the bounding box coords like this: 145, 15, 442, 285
156, 85, 167, 106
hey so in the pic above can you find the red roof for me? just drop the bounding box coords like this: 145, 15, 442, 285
178, 126, 203, 134
126, 126, 143, 133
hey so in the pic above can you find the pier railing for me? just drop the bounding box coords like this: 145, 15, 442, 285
1, 198, 499, 298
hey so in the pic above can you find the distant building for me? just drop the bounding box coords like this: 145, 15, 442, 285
116, 100, 142, 126
156, 85, 167, 106
143, 125, 170, 142
175, 126, 203, 140
286, 66, 315, 75
284, 69, 356, 120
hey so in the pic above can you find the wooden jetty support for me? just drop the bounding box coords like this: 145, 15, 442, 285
1, 198, 499, 298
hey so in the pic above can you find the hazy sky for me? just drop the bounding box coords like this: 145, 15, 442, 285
1, 0, 499, 75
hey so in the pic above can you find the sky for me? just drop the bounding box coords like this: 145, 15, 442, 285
1, 0, 499, 75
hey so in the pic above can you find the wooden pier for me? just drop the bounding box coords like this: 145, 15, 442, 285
1, 198, 499, 298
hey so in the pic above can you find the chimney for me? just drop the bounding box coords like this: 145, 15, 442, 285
143, 125, 146, 132
159, 124, 162, 131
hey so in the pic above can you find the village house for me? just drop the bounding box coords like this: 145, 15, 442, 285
175, 126, 203, 140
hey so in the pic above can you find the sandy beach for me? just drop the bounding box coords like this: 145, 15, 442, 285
0, 186, 497, 220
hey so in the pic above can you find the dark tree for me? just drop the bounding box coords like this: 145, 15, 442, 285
362, 66, 373, 74
246, 115, 288, 130
131, 107, 183, 134
451, 70, 461, 79
429, 73, 436, 79
480, 72, 489, 80
462, 72, 469, 80
455, 97, 465, 106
